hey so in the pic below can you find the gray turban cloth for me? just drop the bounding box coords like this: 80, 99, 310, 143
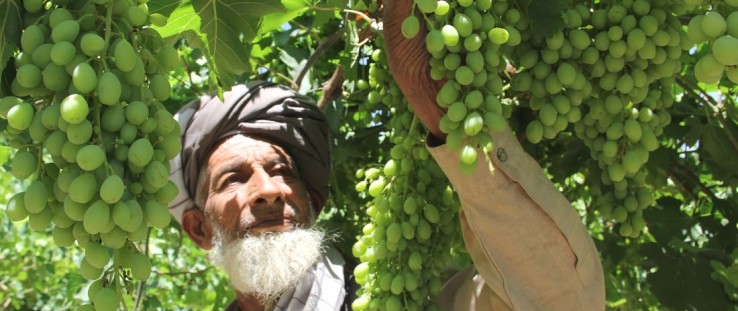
168, 81, 331, 224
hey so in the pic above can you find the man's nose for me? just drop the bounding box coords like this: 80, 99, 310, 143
247, 169, 284, 209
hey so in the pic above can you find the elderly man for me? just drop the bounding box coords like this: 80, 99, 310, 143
167, 3, 605, 311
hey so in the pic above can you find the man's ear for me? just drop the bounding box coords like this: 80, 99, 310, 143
182, 208, 214, 250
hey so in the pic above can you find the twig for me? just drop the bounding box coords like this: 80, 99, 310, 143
309, 6, 373, 24
317, 66, 344, 110
295, 29, 345, 87
290, 20, 321, 42
258, 62, 299, 90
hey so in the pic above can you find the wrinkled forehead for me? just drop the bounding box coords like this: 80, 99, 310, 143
207, 134, 296, 169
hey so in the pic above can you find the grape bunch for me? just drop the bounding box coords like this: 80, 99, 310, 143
686, 7, 738, 84
400, 0, 521, 174
2, 0, 180, 309
351, 39, 465, 311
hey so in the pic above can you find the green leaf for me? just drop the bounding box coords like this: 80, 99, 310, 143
527, 0, 564, 38
0, 0, 22, 97
147, 0, 182, 18
258, 0, 311, 36
344, 19, 360, 68
701, 123, 738, 187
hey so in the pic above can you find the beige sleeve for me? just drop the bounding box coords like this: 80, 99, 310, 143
429, 128, 605, 311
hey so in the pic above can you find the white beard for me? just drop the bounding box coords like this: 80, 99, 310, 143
208, 225, 325, 303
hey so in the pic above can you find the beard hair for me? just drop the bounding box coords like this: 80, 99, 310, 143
208, 224, 325, 303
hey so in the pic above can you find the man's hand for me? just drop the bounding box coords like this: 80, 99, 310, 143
383, 0, 447, 140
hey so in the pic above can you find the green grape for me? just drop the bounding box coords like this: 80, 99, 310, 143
77, 145, 106, 171
145, 199, 171, 229
84, 241, 110, 269
130, 252, 152, 280
425, 30, 445, 54
556, 63, 576, 86
24, 180, 48, 213
463, 112, 484, 136
452, 14, 473, 37
97, 71, 123, 105
447, 102, 467, 122
441, 25, 460, 46
66, 120, 93, 145
69, 173, 97, 204
101, 226, 127, 248
80, 33, 105, 57
454, 66, 474, 85
7, 101, 34, 130
16, 64, 42, 88
0, 96, 22, 118
52, 226, 75, 247
488, 28, 509, 45
73, 63, 98, 94
149, 74, 171, 101
416, 0, 437, 14
79, 259, 103, 280
12, 150, 37, 179
93, 287, 119, 311
100, 175, 125, 204
128, 138, 154, 167
101, 104, 126, 132
6, 193, 29, 221
51, 20, 80, 43
50, 41, 76, 65
42, 63, 71, 92
21, 25, 45, 53
712, 36, 738, 66
526, 120, 544, 144
84, 200, 111, 234
402, 16, 420, 39
157, 45, 180, 72
727, 12, 738, 37
435, 1, 450, 15
27, 205, 52, 231
31, 43, 53, 68
368, 178, 385, 197
60, 94, 89, 124
702, 12, 726, 38
127, 5, 148, 26
113, 39, 137, 71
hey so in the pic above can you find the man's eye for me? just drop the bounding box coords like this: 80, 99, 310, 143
273, 167, 292, 176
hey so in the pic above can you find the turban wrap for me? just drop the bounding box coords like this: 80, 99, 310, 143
168, 81, 331, 223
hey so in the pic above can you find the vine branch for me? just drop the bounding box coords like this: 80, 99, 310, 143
675, 78, 738, 154
295, 29, 345, 87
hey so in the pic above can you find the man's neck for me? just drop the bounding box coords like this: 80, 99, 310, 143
233, 292, 276, 311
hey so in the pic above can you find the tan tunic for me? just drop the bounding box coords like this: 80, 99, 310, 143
429, 128, 605, 311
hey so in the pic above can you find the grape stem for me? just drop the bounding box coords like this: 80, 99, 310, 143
133, 228, 152, 311
256, 61, 299, 90
101, 3, 115, 71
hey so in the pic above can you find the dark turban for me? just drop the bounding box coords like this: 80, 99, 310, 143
168, 81, 331, 223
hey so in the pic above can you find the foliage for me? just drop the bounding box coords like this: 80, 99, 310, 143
0, 0, 737, 310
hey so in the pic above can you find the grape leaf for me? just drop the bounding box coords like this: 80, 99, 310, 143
147, 0, 182, 18
258, 0, 310, 36
154, 0, 285, 91
0, 0, 21, 97
527, 0, 564, 38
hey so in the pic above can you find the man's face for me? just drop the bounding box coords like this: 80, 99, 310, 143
199, 135, 315, 239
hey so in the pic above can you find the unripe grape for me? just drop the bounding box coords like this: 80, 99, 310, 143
702, 12, 726, 38
402, 16, 420, 39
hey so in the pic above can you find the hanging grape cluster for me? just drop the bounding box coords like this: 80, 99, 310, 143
685, 2, 738, 84
395, 0, 695, 237
350, 38, 465, 311
400, 0, 520, 174
1, 0, 180, 309
507, 0, 686, 238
